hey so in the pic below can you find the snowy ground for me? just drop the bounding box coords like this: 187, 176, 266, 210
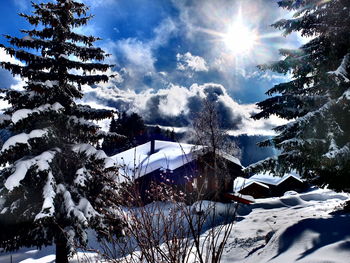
222, 188, 350, 263
1, 187, 349, 263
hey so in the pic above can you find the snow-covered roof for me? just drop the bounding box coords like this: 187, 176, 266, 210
112, 140, 197, 179
217, 151, 242, 168
233, 177, 269, 192
112, 140, 241, 179
250, 171, 303, 186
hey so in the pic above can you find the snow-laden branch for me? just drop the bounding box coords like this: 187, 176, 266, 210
30, 80, 59, 88
329, 53, 350, 83
68, 116, 100, 129
74, 167, 91, 187
322, 143, 350, 160
57, 184, 88, 227
0, 114, 11, 125
4, 149, 59, 191
11, 102, 64, 124
1, 129, 48, 152
35, 171, 56, 221
278, 98, 335, 133
57, 184, 100, 227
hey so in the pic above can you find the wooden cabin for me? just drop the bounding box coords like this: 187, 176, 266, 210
234, 172, 308, 199
112, 140, 243, 204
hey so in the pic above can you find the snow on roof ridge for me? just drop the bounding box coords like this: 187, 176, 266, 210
276, 173, 303, 186
251, 180, 270, 189
234, 177, 270, 192
250, 172, 303, 186
112, 140, 196, 179
217, 150, 242, 167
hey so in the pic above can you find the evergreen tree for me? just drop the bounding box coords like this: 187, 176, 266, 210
109, 116, 118, 133
116, 111, 146, 141
0, 1, 122, 262
102, 111, 146, 155
102, 116, 122, 155
250, 0, 350, 191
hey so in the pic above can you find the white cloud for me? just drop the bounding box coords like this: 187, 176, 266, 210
177, 52, 209, 72
157, 84, 192, 116
108, 17, 177, 72
116, 17, 177, 71
0, 47, 24, 66
151, 18, 177, 47
101, 17, 177, 92
0, 48, 26, 91
117, 38, 155, 72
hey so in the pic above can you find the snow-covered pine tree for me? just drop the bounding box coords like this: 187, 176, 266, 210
249, 0, 350, 191
0, 1, 123, 262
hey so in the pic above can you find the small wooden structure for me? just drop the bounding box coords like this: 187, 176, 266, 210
251, 173, 308, 197
233, 177, 270, 199
234, 172, 308, 199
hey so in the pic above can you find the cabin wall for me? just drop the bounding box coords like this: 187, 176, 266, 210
195, 155, 243, 201
239, 184, 270, 199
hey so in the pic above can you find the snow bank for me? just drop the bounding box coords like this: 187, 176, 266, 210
222, 188, 350, 263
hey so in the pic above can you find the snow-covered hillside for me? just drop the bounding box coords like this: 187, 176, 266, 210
0, 188, 349, 263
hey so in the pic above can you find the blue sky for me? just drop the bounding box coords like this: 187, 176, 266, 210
0, 0, 305, 135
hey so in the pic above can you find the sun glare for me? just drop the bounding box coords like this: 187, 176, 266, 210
223, 21, 258, 55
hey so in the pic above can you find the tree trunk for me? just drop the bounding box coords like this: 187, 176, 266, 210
56, 238, 69, 263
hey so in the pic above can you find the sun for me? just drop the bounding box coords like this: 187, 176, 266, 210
223, 21, 258, 55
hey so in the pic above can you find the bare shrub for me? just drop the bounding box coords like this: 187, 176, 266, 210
92, 178, 238, 263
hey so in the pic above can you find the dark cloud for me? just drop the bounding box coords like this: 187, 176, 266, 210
203, 84, 225, 101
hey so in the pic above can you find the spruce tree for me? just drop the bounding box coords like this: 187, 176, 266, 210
250, 0, 350, 191
102, 112, 146, 155
0, 1, 122, 262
